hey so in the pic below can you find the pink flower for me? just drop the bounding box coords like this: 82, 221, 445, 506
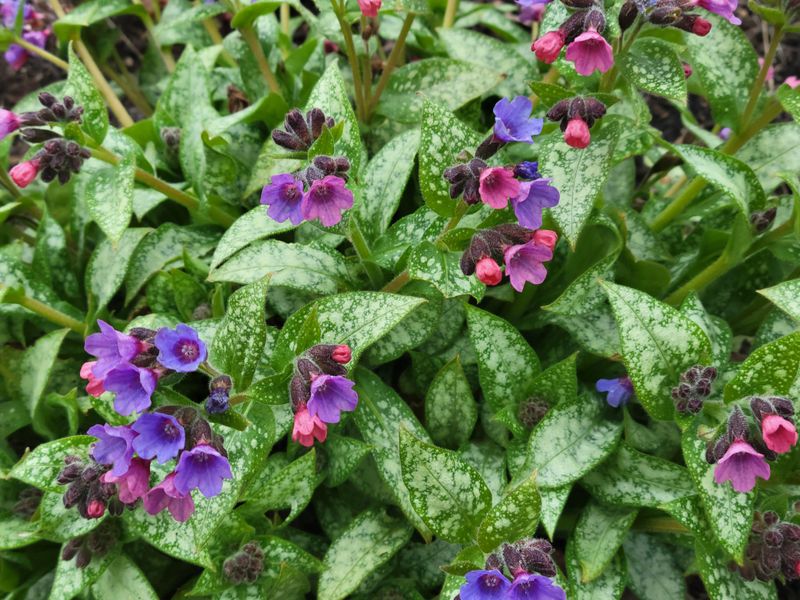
478, 167, 520, 209
564, 117, 591, 149
475, 257, 502, 286
759, 58, 775, 84
713, 440, 770, 493
533, 229, 558, 252
143, 473, 195, 522
565, 27, 614, 76
761, 415, 798, 454
301, 175, 353, 227
682, 63, 693, 78
785, 76, 800, 89
9, 158, 40, 188
331, 345, 352, 364
292, 404, 327, 447
693, 0, 741, 25
532, 30, 565, 64
503, 240, 553, 292
80, 361, 105, 397
101, 457, 151, 504
86, 499, 105, 519
0, 108, 20, 141
358, 0, 381, 17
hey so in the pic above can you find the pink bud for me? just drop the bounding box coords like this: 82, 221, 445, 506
761, 414, 798, 454
564, 118, 590, 149
692, 17, 712, 36
785, 76, 800, 89
323, 40, 340, 54
9, 159, 40, 188
532, 30, 566, 64
682, 63, 692, 78
357, 0, 381, 17
331, 345, 352, 364
533, 230, 558, 252
87, 500, 106, 519
475, 257, 503, 286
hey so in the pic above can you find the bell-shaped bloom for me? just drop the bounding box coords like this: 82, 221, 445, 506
9, 158, 40, 188
596, 377, 634, 408
132, 412, 186, 463
1, 1, 33, 28
565, 27, 614, 76
101, 457, 151, 504
532, 30, 566, 64
104, 363, 158, 416
85, 320, 141, 379
533, 229, 558, 252
460, 569, 512, 600
564, 117, 591, 149
154, 323, 207, 373
479, 167, 520, 209
358, 0, 381, 16
301, 175, 353, 227
493, 97, 543, 144
508, 573, 566, 600
5, 30, 48, 71
714, 439, 771, 493
80, 361, 105, 397
517, 0, 548, 25
261, 173, 304, 225
87, 424, 137, 477
476, 257, 503, 286
292, 405, 328, 447
0, 109, 20, 141
307, 374, 358, 424
785, 76, 800, 88
173, 444, 233, 498
504, 241, 553, 292
761, 415, 798, 454
511, 179, 560, 229
693, 0, 741, 24
143, 473, 195, 522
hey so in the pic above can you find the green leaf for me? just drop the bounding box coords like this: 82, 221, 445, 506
399, 429, 492, 544
567, 542, 626, 600
526, 394, 622, 488
466, 305, 540, 413
0, 516, 39, 550
65, 43, 109, 143
680, 293, 733, 368
540, 485, 571, 539
622, 38, 686, 101
209, 207, 297, 271
419, 100, 483, 217
38, 491, 105, 542
84, 152, 136, 243
476, 474, 540, 552
86, 228, 150, 318
9, 436, 94, 492
724, 331, 800, 401
91, 555, 158, 600
408, 241, 485, 301
602, 281, 712, 420
777, 84, 800, 122
624, 532, 686, 600
54, 0, 145, 41
50, 544, 119, 600
322, 434, 371, 487
425, 356, 477, 449
20, 328, 69, 438
682, 425, 754, 562
230, 0, 281, 28
573, 501, 637, 582
243, 450, 317, 524
736, 123, 800, 194
153, 2, 226, 45
695, 539, 777, 600
373, 208, 447, 270
759, 278, 800, 322
540, 118, 622, 248
210, 277, 269, 391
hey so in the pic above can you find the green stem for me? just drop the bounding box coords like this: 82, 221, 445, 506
367, 13, 415, 118
381, 271, 410, 293
0, 284, 84, 334
665, 253, 730, 305
442, 0, 458, 28
333, 0, 367, 121
740, 26, 783, 129
280, 3, 291, 35
73, 38, 136, 127
649, 178, 706, 232
599, 18, 642, 92
239, 25, 282, 96
0, 169, 22, 199
350, 218, 383, 289
101, 63, 154, 117
134, 2, 176, 73
13, 35, 69, 70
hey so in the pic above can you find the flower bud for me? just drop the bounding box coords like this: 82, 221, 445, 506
618, 0, 638, 30
532, 30, 566, 63
750, 207, 777, 233
86, 499, 106, 519
564, 117, 591, 149
682, 63, 693, 78
475, 257, 503, 286
533, 230, 558, 252
290, 375, 311, 412
518, 398, 549, 428
675, 14, 712, 35
331, 345, 352, 364
9, 159, 41, 188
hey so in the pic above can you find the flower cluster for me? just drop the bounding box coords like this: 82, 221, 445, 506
459, 538, 565, 600
290, 344, 357, 447
596, 375, 634, 408
271, 108, 335, 151
545, 96, 607, 149
735, 511, 800, 583
671, 364, 717, 414
1, 0, 50, 71
223, 542, 265, 585
619, 0, 716, 35
60, 519, 119, 570
460, 224, 558, 292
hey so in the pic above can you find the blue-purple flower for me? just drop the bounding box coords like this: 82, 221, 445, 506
508, 573, 566, 600
84, 320, 141, 379
5, 29, 48, 71
261, 173, 304, 225
306, 374, 358, 424
514, 161, 540, 181
504, 241, 553, 292
174, 444, 233, 498
154, 323, 207, 373
1, 0, 32, 28
300, 175, 353, 227
460, 569, 512, 600
87, 424, 136, 476
104, 364, 158, 416
596, 376, 634, 408
132, 413, 185, 464
511, 179, 560, 230
493, 97, 543, 144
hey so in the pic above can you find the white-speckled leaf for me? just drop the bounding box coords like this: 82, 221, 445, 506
724, 331, 800, 401
318, 509, 413, 600
777, 84, 800, 122
567, 542, 626, 600
242, 450, 316, 524
84, 152, 135, 243
64, 43, 108, 142
86, 228, 150, 317
602, 281, 712, 420
20, 328, 69, 437
758, 279, 800, 322
573, 501, 637, 582
399, 429, 492, 544
0, 516, 39, 550
322, 434, 371, 487
622, 38, 686, 101
544, 306, 620, 358
682, 426, 754, 561
50, 546, 119, 600
476, 474, 540, 552
736, 122, 800, 193
695, 539, 777, 600
91, 554, 158, 600
425, 356, 477, 449
37, 491, 105, 541
680, 293, 733, 368
9, 436, 93, 493
373, 208, 447, 270
624, 532, 686, 600
210, 207, 297, 270
540, 485, 571, 539
408, 241, 485, 301
460, 440, 507, 503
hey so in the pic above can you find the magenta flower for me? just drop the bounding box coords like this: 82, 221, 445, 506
79, 361, 105, 398
292, 404, 328, 447
261, 173, 304, 225
511, 179, 560, 229
301, 175, 353, 227
306, 374, 358, 424
785, 76, 800, 88
596, 377, 634, 408
87, 423, 137, 477
357, 0, 381, 16
101, 457, 151, 504
761, 415, 798, 454
132, 413, 186, 463
564, 27, 614, 76
503, 241, 553, 292
174, 444, 233, 498
479, 167, 521, 209
84, 320, 142, 379
154, 323, 207, 373
533, 229, 558, 252
508, 573, 566, 600
104, 363, 158, 416
714, 440, 771, 493
532, 30, 566, 64
0, 109, 20, 141
9, 158, 40, 188
460, 569, 511, 600
144, 472, 195, 522
493, 97, 543, 144
693, 0, 741, 24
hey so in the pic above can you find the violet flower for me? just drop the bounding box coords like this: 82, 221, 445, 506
503, 241, 553, 292
104, 363, 158, 416
144, 473, 195, 522
596, 377, 634, 408
693, 0, 741, 25
261, 173, 304, 225
87, 424, 136, 477
0, 109, 20, 141
300, 175, 353, 227
84, 320, 141, 379
132, 413, 186, 463
1, 0, 32, 27
508, 573, 566, 600
306, 374, 358, 424
5, 30, 48, 71
493, 97, 543, 144
511, 179, 560, 230
713, 439, 770, 492
479, 167, 521, 209
101, 457, 150, 504
564, 27, 614, 76
459, 569, 512, 600
154, 323, 207, 373
174, 444, 233, 498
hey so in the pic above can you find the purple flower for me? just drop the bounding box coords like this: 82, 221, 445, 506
693, 0, 741, 24
306, 374, 358, 424
493, 97, 543, 144
144, 473, 195, 522
84, 320, 142, 379
104, 364, 158, 416
131, 413, 185, 464
719, 127, 732, 141
300, 175, 353, 227
101, 457, 151, 504
87, 424, 137, 477
514, 161, 540, 181
503, 241, 553, 292
154, 323, 207, 372
517, 0, 548, 24
508, 573, 566, 600
0, 109, 20, 142
596, 377, 634, 408
1, 0, 32, 28
5, 30, 47, 71
173, 444, 233, 498
511, 179, 560, 230
714, 439, 771, 493
261, 173, 304, 225
460, 569, 512, 600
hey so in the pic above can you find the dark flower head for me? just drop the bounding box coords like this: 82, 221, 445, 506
132, 412, 186, 463
206, 389, 230, 415
154, 324, 207, 372
272, 107, 335, 150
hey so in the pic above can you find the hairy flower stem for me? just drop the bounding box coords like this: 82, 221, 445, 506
333, 0, 367, 121
367, 13, 415, 119
442, 0, 459, 28
599, 18, 642, 92
239, 25, 283, 97
740, 26, 783, 129
0, 284, 84, 334
349, 218, 384, 289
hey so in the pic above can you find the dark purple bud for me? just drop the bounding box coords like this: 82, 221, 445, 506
75, 547, 92, 569
502, 543, 524, 573
583, 8, 606, 32
546, 99, 570, 122
308, 108, 326, 140
475, 133, 504, 160
272, 129, 304, 151
188, 418, 214, 447
290, 375, 310, 412
485, 553, 503, 570
618, 0, 638, 30
61, 538, 82, 561
205, 389, 230, 415
514, 161, 540, 181
727, 406, 749, 440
